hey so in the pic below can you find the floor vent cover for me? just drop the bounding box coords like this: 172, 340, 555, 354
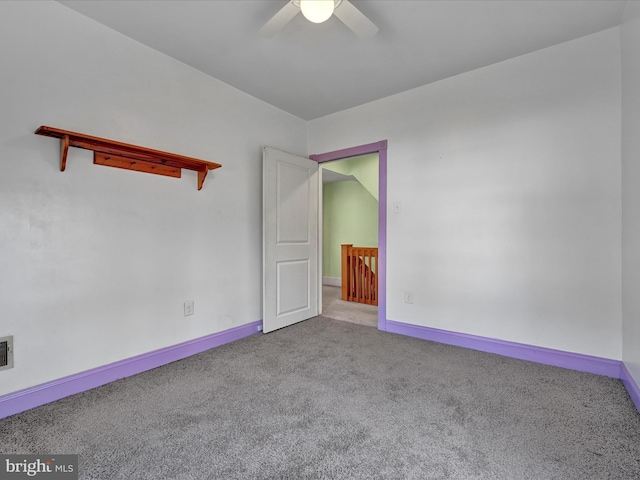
0, 336, 13, 371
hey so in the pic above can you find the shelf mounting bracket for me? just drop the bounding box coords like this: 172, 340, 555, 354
60, 134, 69, 172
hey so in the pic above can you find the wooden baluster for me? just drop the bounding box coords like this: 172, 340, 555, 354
341, 244, 352, 301
351, 249, 360, 302
371, 251, 374, 303
360, 248, 367, 303
372, 253, 377, 304
364, 250, 369, 304
371, 250, 378, 305
360, 249, 365, 304
359, 250, 362, 302
350, 250, 355, 302
352, 247, 356, 302
368, 251, 373, 304
371, 250, 375, 304
353, 249, 358, 302
351, 247, 355, 301
362, 249, 366, 303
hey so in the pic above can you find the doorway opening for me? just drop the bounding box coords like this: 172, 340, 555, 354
311, 140, 387, 332
320, 154, 379, 327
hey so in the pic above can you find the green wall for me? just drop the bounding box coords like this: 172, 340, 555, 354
323, 180, 378, 279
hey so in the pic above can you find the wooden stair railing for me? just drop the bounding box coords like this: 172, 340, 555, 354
341, 244, 378, 306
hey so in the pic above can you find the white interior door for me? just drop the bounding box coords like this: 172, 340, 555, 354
263, 146, 319, 333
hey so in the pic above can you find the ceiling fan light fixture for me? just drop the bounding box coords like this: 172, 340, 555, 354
299, 0, 335, 24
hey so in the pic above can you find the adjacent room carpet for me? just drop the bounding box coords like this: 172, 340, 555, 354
1, 317, 639, 479
322, 285, 378, 327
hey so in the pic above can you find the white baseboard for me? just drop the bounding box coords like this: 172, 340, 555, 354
323, 276, 341, 287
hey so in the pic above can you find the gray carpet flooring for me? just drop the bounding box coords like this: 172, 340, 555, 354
1, 317, 639, 479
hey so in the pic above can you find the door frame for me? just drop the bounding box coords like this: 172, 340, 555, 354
310, 140, 388, 331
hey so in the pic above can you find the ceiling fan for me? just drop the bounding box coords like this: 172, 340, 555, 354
259, 0, 378, 38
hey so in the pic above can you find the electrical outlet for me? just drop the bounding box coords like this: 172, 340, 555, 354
257, 324, 263, 332
0, 335, 13, 371
184, 300, 194, 316
404, 291, 413, 304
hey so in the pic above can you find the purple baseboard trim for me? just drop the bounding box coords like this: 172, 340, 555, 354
386, 320, 622, 378
0, 320, 263, 420
620, 363, 640, 413
389, 318, 640, 414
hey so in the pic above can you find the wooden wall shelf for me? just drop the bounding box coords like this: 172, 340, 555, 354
35, 126, 221, 190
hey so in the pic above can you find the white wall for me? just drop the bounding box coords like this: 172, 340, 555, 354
0, 1, 307, 396
622, 2, 640, 384
309, 28, 622, 359
0, 1, 627, 400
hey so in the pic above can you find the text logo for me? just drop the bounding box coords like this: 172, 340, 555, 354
0, 455, 78, 479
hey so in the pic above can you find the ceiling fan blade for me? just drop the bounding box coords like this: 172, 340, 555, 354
258, 1, 300, 38
334, 0, 378, 38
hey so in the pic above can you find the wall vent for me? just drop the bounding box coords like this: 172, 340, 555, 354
0, 336, 13, 371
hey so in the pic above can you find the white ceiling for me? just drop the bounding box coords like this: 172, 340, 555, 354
58, 0, 628, 121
